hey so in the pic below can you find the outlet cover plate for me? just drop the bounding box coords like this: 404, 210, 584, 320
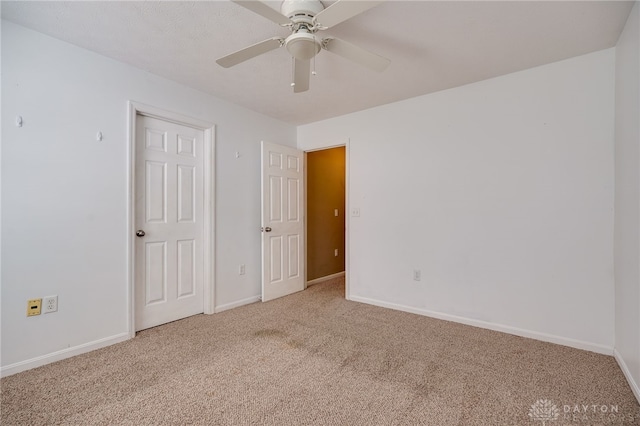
43, 295, 58, 313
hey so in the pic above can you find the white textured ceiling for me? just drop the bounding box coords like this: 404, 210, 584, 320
1, 1, 634, 125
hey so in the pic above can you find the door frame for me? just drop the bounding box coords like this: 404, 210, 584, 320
127, 101, 216, 338
303, 139, 350, 299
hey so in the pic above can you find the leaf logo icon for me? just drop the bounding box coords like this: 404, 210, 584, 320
529, 399, 560, 425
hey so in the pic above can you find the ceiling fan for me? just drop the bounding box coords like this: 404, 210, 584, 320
216, 0, 390, 93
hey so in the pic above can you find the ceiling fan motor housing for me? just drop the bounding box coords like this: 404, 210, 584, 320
281, 0, 324, 60
281, 0, 324, 24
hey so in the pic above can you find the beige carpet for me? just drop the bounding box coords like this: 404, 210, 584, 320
2, 277, 639, 425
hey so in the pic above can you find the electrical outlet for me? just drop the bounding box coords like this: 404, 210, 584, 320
43, 295, 58, 313
239, 264, 246, 275
27, 299, 42, 316
413, 269, 421, 281
351, 208, 360, 217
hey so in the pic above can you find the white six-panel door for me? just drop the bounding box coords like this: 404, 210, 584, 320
135, 115, 204, 331
261, 142, 305, 302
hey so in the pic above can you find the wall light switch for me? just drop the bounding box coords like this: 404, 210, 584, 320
334, 209, 339, 217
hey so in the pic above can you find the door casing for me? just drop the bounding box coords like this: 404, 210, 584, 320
127, 101, 215, 337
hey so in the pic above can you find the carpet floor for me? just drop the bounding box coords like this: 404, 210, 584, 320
2, 277, 639, 425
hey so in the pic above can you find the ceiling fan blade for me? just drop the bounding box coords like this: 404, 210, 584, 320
313, 0, 383, 29
293, 59, 310, 93
322, 37, 390, 72
216, 37, 283, 68
232, 0, 291, 25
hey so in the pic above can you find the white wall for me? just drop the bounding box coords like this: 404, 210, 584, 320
299, 49, 616, 353
1, 16, 627, 378
1, 21, 296, 373
614, 2, 640, 401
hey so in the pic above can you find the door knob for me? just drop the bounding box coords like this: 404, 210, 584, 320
262, 227, 272, 232
136, 230, 146, 237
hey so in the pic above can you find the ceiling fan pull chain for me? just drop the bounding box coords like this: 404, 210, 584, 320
290, 57, 296, 87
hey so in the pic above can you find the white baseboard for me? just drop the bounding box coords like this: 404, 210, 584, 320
1, 332, 131, 378
215, 295, 261, 313
2, 293, 262, 376
349, 295, 613, 356
307, 271, 345, 286
614, 348, 640, 404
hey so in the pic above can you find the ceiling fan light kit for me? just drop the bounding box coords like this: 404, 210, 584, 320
217, 0, 390, 93
285, 30, 321, 61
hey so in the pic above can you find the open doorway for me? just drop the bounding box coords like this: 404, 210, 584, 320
305, 146, 346, 286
